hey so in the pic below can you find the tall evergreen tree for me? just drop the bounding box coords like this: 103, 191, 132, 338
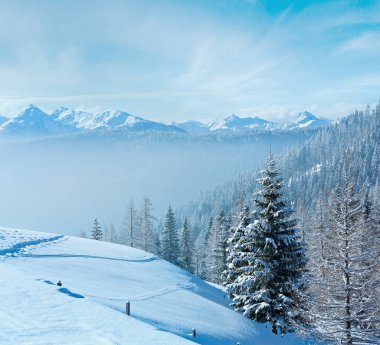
227, 152, 307, 334
109, 223, 118, 243
179, 217, 193, 272
120, 198, 138, 247
223, 204, 251, 294
161, 206, 180, 265
198, 216, 213, 280
308, 177, 380, 344
208, 210, 228, 284
137, 197, 156, 252
91, 218, 103, 240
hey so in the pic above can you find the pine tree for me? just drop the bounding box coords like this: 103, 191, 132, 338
109, 223, 118, 243
199, 216, 213, 280
137, 197, 156, 252
223, 204, 251, 295
161, 206, 180, 265
179, 217, 193, 272
208, 210, 228, 284
91, 218, 103, 240
151, 230, 161, 256
309, 177, 380, 344
120, 198, 138, 247
227, 152, 307, 334
103, 225, 109, 242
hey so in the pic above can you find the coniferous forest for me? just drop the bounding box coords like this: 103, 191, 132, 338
89, 103, 380, 344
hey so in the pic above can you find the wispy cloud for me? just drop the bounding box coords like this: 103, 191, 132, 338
0, 0, 378, 121
334, 31, 380, 55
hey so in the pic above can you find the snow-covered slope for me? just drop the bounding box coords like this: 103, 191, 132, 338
283, 111, 330, 130
209, 114, 277, 132
0, 227, 307, 345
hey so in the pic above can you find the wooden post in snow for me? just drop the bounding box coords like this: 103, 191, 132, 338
126, 301, 130, 315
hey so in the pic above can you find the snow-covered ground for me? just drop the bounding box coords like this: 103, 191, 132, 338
0, 227, 311, 344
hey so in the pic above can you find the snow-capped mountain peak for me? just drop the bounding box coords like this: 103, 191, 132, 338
295, 111, 318, 123
0, 104, 72, 137
18, 104, 49, 119
209, 113, 276, 131
283, 111, 330, 130
224, 113, 240, 123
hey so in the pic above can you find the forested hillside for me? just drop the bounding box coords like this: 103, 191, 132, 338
169, 104, 380, 344
176, 103, 380, 267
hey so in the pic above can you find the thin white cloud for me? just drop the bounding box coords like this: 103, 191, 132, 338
334, 31, 380, 55
0, 0, 378, 122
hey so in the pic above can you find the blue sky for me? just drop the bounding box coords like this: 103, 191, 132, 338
0, 0, 379, 122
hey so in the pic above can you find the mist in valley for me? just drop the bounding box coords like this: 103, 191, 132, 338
0, 130, 309, 235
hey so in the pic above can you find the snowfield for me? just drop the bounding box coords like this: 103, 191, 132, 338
0, 227, 310, 344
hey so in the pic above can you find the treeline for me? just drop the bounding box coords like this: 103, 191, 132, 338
83, 197, 160, 255
83, 199, 196, 273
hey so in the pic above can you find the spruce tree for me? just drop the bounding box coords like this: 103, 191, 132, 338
227, 152, 307, 334
208, 210, 228, 284
91, 218, 103, 240
161, 206, 180, 265
223, 204, 250, 295
199, 216, 213, 280
309, 177, 380, 344
137, 197, 156, 253
179, 217, 193, 272
120, 198, 137, 247
109, 223, 118, 243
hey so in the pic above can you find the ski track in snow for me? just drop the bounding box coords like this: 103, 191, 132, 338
0, 231, 65, 257
19, 253, 157, 263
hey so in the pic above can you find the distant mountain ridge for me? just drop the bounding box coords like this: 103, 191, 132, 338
208, 114, 278, 132
0, 105, 331, 138
0, 105, 185, 138
174, 111, 331, 134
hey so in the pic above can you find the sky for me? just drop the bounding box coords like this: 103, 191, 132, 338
0, 0, 379, 122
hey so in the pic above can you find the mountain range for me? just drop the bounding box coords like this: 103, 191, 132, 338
0, 105, 331, 138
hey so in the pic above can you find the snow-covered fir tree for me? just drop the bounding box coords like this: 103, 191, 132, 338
231, 193, 247, 226
137, 197, 157, 253
208, 210, 228, 284
197, 216, 213, 280
227, 152, 307, 334
308, 176, 380, 344
223, 204, 251, 294
91, 218, 103, 240
103, 225, 109, 242
161, 205, 180, 265
109, 223, 118, 243
179, 217, 193, 272
120, 198, 138, 247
